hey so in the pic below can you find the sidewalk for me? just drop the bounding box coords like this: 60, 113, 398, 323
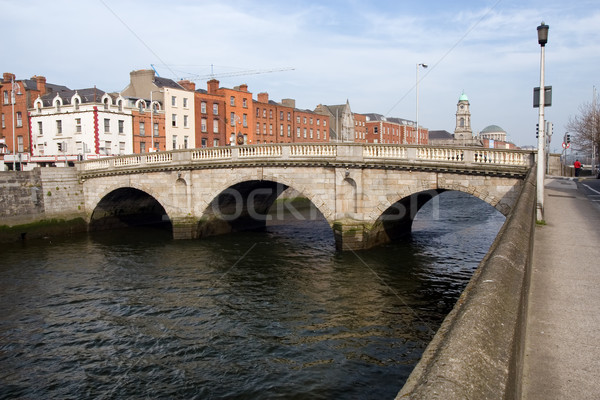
521, 177, 600, 399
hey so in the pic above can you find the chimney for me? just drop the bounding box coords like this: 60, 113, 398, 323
178, 79, 196, 91
33, 75, 47, 94
238, 83, 248, 92
3, 72, 16, 83
257, 92, 269, 103
281, 98, 296, 109
207, 79, 219, 94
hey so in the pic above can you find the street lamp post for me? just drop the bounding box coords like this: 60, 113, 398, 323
536, 22, 549, 221
416, 63, 428, 144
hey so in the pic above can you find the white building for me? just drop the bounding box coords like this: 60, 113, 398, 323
121, 69, 195, 150
30, 88, 134, 164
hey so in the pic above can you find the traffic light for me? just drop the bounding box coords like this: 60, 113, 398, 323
546, 121, 553, 137
536, 123, 539, 138
566, 133, 571, 144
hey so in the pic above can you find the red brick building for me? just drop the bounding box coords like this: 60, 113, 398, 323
194, 80, 227, 147
0, 72, 69, 168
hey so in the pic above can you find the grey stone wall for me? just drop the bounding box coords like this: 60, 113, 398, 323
0, 170, 44, 225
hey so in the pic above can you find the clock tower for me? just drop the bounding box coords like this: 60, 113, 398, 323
454, 92, 472, 140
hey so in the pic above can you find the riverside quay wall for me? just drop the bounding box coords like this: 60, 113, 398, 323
0, 169, 86, 242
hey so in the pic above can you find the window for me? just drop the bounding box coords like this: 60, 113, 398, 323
310, 129, 313, 139
16, 112, 22, 127
269, 110, 273, 119
230, 112, 235, 126
296, 116, 300, 123
38, 121, 43, 135
296, 127, 300, 138
184, 115, 189, 128
317, 119, 321, 126
74, 98, 80, 111
256, 122, 260, 134
140, 141, 146, 153
263, 109, 266, 118
171, 96, 176, 107
323, 131, 327, 140
183, 98, 188, 108
213, 120, 219, 133
201, 118, 207, 132
213, 103, 218, 114
243, 113, 247, 127
303, 128, 307, 138
279, 124, 283, 136
183, 136, 188, 149
76, 118, 82, 133
105, 140, 112, 154
1, 113, 4, 128
56, 120, 62, 134
303, 117, 307, 124
230, 96, 235, 106
172, 135, 177, 149
287, 125, 291, 137
287, 112, 291, 121
103, 98, 109, 110
263, 123, 267, 134
55, 100, 61, 112
172, 114, 177, 127
139, 121, 146, 136
256, 108, 260, 117
280, 111, 284, 120
3, 91, 8, 105
118, 100, 123, 112
317, 129, 320, 139
243, 98, 247, 108
201, 138, 207, 148
120, 142, 126, 153
104, 119, 110, 133
118, 120, 124, 134
213, 139, 219, 147
269, 124, 273, 135
17, 136, 23, 152
153, 122, 159, 137
201, 101, 206, 113
323, 120, 327, 127
310, 117, 313, 124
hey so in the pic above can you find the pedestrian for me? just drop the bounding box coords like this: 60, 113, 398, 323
574, 159, 582, 177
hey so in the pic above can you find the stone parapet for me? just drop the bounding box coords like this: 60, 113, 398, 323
396, 166, 537, 399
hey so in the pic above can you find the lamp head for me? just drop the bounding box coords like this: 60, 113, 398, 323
537, 22, 549, 47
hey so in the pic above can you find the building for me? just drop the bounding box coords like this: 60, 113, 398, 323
479, 125, 508, 142
362, 114, 428, 145
353, 113, 367, 143
0, 72, 70, 169
121, 69, 194, 150
454, 92, 472, 140
315, 101, 354, 142
30, 88, 134, 165
195, 79, 227, 148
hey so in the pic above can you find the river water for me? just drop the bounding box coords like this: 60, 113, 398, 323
0, 191, 504, 399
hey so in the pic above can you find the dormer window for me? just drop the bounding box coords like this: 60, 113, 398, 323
55, 100, 61, 112
118, 99, 123, 112
74, 98, 80, 111
103, 98, 109, 110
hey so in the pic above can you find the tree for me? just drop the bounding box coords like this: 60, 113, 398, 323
566, 99, 600, 157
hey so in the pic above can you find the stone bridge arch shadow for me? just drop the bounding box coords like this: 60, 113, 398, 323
194, 178, 335, 241
363, 182, 520, 249
88, 186, 173, 233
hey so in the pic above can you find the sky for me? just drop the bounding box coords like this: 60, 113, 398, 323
2, 0, 600, 149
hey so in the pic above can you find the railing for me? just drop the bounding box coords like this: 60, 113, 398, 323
78, 143, 534, 174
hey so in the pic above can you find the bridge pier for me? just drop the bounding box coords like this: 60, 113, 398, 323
172, 216, 199, 240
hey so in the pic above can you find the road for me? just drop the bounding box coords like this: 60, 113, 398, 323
577, 177, 600, 213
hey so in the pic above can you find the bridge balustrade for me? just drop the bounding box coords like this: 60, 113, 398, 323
77, 143, 534, 175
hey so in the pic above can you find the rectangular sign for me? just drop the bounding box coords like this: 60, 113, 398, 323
533, 86, 552, 108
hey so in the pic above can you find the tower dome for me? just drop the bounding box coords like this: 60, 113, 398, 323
459, 92, 469, 102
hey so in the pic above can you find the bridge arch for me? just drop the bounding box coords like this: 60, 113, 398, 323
195, 174, 335, 239
88, 186, 172, 232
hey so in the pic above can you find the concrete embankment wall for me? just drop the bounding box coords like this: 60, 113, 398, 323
0, 168, 86, 242
397, 166, 537, 399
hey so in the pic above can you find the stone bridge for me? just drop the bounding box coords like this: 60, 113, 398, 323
76, 143, 535, 250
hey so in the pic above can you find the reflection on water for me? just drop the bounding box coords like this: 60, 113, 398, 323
0, 191, 504, 399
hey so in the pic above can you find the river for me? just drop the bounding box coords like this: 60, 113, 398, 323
0, 191, 504, 399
